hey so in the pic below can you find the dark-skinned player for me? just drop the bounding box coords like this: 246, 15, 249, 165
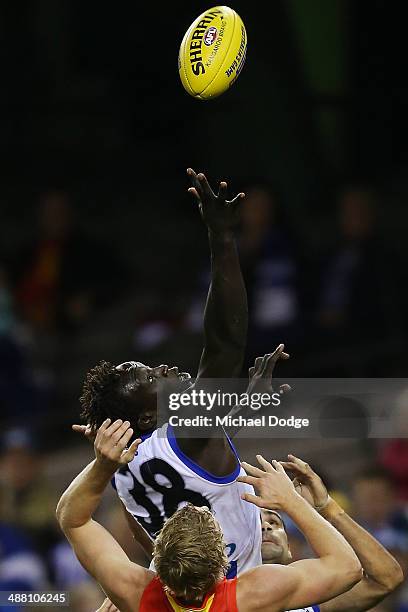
74, 168, 289, 575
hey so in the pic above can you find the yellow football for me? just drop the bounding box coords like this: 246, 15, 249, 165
178, 6, 247, 100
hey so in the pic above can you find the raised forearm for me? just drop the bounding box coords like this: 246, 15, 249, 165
285, 495, 361, 575
321, 499, 404, 590
199, 230, 247, 377
57, 460, 114, 530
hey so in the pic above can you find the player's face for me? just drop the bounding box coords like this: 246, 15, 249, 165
261, 509, 292, 565
115, 361, 192, 432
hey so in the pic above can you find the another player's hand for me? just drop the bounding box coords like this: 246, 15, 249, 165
72, 423, 96, 442
247, 344, 291, 396
94, 419, 141, 471
237, 455, 298, 511
95, 598, 119, 612
187, 167, 244, 233
280, 455, 329, 511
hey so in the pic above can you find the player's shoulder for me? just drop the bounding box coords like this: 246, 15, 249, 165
236, 564, 295, 612
115, 566, 155, 611
137, 424, 167, 451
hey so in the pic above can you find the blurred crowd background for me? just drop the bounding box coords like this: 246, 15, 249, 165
0, 1, 407, 610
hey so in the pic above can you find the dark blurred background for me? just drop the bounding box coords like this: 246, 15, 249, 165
0, 1, 407, 610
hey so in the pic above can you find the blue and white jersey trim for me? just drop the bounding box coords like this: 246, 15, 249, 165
166, 424, 241, 484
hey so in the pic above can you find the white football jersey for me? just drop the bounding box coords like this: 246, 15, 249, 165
113, 423, 262, 577
289, 608, 320, 612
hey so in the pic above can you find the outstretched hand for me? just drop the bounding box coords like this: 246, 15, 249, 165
247, 344, 291, 396
237, 455, 297, 511
94, 419, 141, 470
187, 167, 244, 233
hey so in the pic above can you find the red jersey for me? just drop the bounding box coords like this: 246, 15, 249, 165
139, 576, 238, 612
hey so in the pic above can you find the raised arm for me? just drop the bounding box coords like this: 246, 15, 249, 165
56, 420, 151, 612
236, 457, 362, 612
187, 168, 247, 379
281, 455, 404, 612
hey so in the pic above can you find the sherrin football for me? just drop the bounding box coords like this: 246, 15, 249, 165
179, 6, 247, 100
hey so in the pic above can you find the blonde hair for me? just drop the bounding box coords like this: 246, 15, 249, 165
153, 504, 229, 603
